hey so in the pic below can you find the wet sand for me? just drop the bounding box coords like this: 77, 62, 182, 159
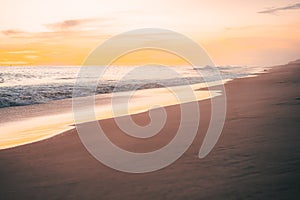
0, 83, 217, 150
0, 62, 299, 199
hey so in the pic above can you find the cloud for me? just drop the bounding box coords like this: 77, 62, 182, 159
7, 50, 37, 54
1, 29, 25, 36
45, 18, 112, 31
258, 3, 300, 14
0, 61, 28, 65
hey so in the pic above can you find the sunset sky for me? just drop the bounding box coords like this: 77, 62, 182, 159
0, 0, 300, 66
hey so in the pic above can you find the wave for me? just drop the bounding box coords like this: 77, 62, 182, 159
0, 77, 205, 108
0, 65, 265, 108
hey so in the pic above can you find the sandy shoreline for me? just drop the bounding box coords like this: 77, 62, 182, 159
0, 62, 299, 199
0, 81, 223, 150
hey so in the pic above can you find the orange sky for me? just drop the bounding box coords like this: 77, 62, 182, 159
0, 0, 300, 66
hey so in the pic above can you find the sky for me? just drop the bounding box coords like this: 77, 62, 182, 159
0, 0, 300, 66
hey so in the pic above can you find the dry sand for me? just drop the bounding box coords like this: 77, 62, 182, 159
0, 62, 299, 199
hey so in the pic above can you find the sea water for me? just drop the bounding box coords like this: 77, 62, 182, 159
0, 65, 263, 108
0, 65, 266, 149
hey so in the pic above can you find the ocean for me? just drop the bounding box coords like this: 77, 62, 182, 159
0, 64, 268, 150
0, 65, 264, 108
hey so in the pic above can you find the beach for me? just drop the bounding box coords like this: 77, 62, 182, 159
0, 61, 299, 199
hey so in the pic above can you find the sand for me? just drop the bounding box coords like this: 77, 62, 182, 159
0, 83, 219, 150
0, 62, 299, 199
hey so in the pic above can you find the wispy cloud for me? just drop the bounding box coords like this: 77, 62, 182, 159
1, 29, 25, 36
0, 61, 28, 65
45, 18, 112, 31
258, 3, 300, 14
7, 50, 37, 54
